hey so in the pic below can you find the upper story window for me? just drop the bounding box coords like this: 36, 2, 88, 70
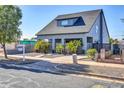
57, 17, 85, 27
61, 20, 68, 26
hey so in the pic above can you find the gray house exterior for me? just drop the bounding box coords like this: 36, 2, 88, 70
36, 9, 110, 53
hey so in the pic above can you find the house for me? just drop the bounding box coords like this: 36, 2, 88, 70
36, 9, 110, 53
119, 40, 124, 50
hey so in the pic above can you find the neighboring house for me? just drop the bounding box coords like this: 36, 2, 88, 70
119, 40, 124, 50
0, 43, 17, 50
36, 9, 110, 53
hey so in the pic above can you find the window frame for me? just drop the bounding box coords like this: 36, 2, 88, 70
87, 37, 93, 43
57, 17, 84, 27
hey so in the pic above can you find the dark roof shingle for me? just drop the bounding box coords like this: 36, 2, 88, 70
36, 9, 101, 35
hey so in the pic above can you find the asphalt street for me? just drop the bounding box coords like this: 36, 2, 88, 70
0, 61, 124, 88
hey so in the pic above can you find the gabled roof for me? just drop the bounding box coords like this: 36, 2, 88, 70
36, 9, 102, 36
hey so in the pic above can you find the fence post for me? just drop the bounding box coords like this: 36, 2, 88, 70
100, 49, 105, 60
23, 45, 25, 61
72, 54, 77, 64
122, 49, 124, 62
94, 53, 99, 62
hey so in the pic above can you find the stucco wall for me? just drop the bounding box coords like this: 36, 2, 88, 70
37, 33, 86, 50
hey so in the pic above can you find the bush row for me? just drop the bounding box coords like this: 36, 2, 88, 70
34, 39, 98, 59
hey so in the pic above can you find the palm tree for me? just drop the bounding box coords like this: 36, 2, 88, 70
109, 38, 119, 44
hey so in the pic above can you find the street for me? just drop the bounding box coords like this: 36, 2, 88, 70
0, 67, 124, 88
1, 54, 124, 88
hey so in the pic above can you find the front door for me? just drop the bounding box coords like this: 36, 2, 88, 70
87, 37, 93, 49
55, 39, 62, 48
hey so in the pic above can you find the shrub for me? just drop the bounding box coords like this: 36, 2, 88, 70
56, 44, 64, 54
34, 39, 50, 54
86, 48, 97, 59
105, 51, 112, 58
66, 40, 81, 54
34, 39, 43, 52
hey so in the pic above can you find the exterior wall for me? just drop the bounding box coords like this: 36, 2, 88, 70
85, 14, 109, 44
102, 14, 109, 43
85, 15, 100, 43
37, 33, 86, 50
6, 43, 17, 50
85, 14, 109, 50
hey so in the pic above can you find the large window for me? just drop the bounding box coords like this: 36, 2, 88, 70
55, 39, 62, 47
57, 17, 85, 27
65, 38, 83, 46
61, 20, 68, 26
87, 37, 93, 43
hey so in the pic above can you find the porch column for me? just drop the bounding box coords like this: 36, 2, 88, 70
82, 37, 87, 50
52, 38, 55, 50
61, 38, 65, 45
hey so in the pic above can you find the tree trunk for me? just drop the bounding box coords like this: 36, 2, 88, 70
2, 44, 8, 59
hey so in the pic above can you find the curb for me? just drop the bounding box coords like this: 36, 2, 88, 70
55, 64, 124, 83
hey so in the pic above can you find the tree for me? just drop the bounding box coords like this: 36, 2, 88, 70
109, 38, 119, 44
0, 5, 22, 58
34, 39, 50, 54
114, 39, 119, 44
109, 38, 114, 44
66, 40, 81, 54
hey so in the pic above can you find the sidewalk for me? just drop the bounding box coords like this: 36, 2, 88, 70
5, 54, 124, 69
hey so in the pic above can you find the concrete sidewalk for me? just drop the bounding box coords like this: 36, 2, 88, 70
5, 54, 124, 69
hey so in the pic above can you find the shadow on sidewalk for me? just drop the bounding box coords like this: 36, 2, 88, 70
0, 59, 91, 76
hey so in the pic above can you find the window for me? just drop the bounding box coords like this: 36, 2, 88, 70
49, 39, 52, 43
55, 39, 61, 43
59, 18, 77, 26
87, 37, 93, 43
57, 17, 85, 27
96, 25, 99, 34
65, 38, 83, 46
55, 39, 61, 44
61, 20, 68, 26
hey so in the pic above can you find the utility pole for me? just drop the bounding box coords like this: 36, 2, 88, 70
121, 19, 124, 40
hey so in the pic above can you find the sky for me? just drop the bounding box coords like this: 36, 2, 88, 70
19, 5, 124, 40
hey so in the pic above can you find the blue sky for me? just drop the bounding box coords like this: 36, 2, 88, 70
19, 5, 124, 40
